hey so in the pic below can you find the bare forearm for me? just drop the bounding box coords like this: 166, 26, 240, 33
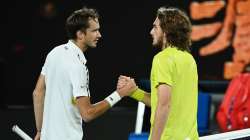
77, 96, 113, 123
84, 100, 110, 122
33, 91, 45, 132
142, 93, 151, 107
151, 104, 169, 140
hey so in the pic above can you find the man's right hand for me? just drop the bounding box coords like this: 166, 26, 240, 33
117, 75, 138, 97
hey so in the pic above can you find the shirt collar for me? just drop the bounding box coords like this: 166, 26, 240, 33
67, 40, 87, 65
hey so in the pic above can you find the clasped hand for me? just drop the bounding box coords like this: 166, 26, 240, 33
116, 75, 138, 97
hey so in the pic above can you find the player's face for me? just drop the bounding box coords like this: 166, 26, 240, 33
150, 17, 165, 49
84, 18, 102, 48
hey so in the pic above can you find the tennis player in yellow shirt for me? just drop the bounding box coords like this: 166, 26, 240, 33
118, 6, 199, 140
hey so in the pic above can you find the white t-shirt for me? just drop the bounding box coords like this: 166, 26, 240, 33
40, 40, 90, 140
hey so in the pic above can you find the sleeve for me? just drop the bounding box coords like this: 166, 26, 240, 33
153, 55, 174, 87
69, 65, 90, 98
41, 54, 50, 76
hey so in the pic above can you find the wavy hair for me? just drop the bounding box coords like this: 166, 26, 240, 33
65, 7, 99, 39
157, 7, 192, 52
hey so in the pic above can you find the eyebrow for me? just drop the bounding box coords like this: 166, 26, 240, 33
93, 28, 99, 31
89, 27, 100, 32
153, 23, 160, 27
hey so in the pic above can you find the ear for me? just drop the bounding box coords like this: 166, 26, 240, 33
76, 30, 85, 40
163, 32, 167, 44
163, 32, 166, 38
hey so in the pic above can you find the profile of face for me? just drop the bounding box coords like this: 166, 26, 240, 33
83, 18, 102, 48
150, 17, 165, 48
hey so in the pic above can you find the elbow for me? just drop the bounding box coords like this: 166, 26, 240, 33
158, 102, 170, 113
81, 114, 94, 123
82, 117, 92, 123
80, 110, 95, 123
33, 89, 44, 101
33, 90, 38, 100
77, 102, 98, 123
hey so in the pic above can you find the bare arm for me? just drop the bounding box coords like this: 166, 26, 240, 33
150, 84, 171, 140
33, 74, 46, 132
76, 97, 111, 122
76, 78, 137, 122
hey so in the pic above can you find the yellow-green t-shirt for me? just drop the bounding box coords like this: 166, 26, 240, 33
149, 46, 199, 140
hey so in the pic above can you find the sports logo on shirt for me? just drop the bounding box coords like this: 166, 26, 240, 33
72, 97, 76, 105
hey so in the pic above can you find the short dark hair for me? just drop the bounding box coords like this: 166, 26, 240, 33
156, 7, 192, 52
65, 7, 99, 39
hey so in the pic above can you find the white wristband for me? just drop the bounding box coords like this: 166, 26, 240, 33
105, 91, 121, 107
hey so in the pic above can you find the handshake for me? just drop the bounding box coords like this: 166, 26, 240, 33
116, 75, 138, 98
105, 75, 145, 107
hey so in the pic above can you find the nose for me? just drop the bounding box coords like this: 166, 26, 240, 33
150, 29, 153, 35
97, 31, 102, 38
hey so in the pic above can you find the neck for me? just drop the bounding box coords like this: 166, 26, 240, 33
161, 43, 167, 50
71, 39, 88, 52
161, 38, 167, 50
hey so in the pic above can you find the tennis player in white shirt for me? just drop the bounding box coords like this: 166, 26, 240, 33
33, 7, 136, 140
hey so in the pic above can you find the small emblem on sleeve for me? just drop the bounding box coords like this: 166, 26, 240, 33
72, 97, 76, 105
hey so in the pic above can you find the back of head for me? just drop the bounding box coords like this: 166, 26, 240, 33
156, 6, 192, 52
65, 7, 99, 40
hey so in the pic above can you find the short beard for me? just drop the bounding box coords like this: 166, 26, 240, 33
153, 36, 164, 49
85, 42, 96, 48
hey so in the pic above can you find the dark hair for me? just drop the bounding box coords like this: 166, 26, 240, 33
156, 7, 192, 52
65, 7, 99, 39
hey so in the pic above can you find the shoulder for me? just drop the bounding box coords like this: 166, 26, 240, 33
153, 49, 174, 64
46, 44, 66, 58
